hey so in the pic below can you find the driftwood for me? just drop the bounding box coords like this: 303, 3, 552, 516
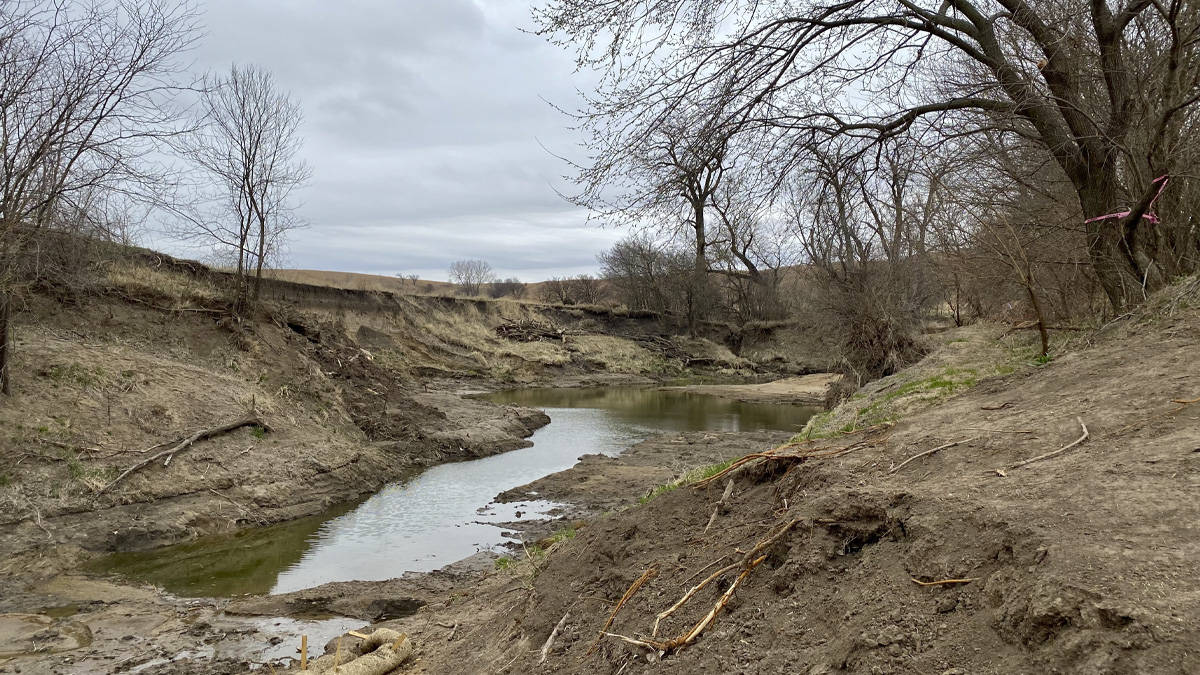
540, 612, 570, 664
306, 628, 412, 675
889, 436, 981, 475
1011, 417, 1088, 469
97, 414, 266, 495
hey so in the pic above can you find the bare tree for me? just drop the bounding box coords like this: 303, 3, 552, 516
177, 63, 310, 310
537, 0, 1200, 310
489, 277, 527, 299
0, 0, 198, 397
569, 274, 606, 305
540, 276, 575, 304
448, 259, 495, 296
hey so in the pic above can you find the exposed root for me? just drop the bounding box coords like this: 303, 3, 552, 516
540, 612, 569, 664
650, 518, 802, 643
911, 577, 979, 586
694, 425, 891, 489
587, 564, 659, 656
704, 479, 735, 533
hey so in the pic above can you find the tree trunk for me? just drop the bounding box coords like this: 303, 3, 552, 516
689, 199, 707, 336
1023, 271, 1050, 358
1079, 179, 1158, 311
0, 292, 12, 397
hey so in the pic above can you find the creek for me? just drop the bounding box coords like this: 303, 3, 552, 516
87, 386, 819, 597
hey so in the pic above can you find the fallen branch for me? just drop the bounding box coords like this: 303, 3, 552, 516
540, 612, 569, 663
889, 437, 981, 475
911, 577, 979, 587
587, 564, 658, 655
1010, 417, 1088, 469
96, 414, 266, 495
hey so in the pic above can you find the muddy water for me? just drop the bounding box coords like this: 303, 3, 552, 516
89, 387, 818, 597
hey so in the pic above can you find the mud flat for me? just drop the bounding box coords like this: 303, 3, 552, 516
660, 372, 840, 406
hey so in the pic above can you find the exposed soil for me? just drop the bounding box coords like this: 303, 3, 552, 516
346, 282, 1200, 675
0, 260, 819, 674
7, 261, 1199, 675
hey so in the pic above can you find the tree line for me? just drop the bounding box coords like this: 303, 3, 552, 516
531, 0, 1200, 386
0, 1, 309, 397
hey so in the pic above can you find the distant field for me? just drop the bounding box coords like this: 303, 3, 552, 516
265, 269, 457, 294
266, 268, 567, 299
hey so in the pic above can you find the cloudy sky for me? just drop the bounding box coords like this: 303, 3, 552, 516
171, 0, 621, 282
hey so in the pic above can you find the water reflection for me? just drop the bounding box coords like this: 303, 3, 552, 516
89, 387, 818, 597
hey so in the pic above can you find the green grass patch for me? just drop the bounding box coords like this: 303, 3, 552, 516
546, 526, 578, 546
638, 458, 737, 504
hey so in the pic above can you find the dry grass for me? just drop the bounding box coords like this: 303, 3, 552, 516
569, 335, 665, 374
800, 323, 1040, 437
106, 263, 223, 307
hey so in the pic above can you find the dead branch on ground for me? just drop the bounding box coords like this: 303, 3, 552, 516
1010, 417, 1088, 469
889, 436, 981, 475
704, 479, 735, 533
96, 414, 267, 495
540, 612, 570, 663
587, 564, 659, 656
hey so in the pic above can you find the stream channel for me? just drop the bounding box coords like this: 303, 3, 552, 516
88, 386, 819, 598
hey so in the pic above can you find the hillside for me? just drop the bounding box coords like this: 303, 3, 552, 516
0, 252, 812, 582
356, 278, 1200, 675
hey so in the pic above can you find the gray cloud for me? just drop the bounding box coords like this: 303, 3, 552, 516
161, 0, 613, 281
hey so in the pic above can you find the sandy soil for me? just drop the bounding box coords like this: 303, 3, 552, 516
660, 373, 841, 406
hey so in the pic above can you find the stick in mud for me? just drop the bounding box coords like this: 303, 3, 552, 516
541, 612, 569, 663
96, 414, 266, 495
1010, 417, 1088, 469
889, 436, 981, 475
703, 479, 735, 534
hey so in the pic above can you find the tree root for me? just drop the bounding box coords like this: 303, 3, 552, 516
644, 518, 802, 649
586, 563, 658, 656
694, 425, 890, 489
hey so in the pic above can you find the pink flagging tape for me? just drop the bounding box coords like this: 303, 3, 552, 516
1084, 175, 1169, 224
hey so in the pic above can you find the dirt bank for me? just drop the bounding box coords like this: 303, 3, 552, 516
0, 251, 832, 673
343, 282, 1200, 675
660, 373, 841, 406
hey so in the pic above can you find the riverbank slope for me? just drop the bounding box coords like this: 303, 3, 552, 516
365, 278, 1200, 674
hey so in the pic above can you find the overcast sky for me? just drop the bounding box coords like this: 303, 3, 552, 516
169, 0, 621, 282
